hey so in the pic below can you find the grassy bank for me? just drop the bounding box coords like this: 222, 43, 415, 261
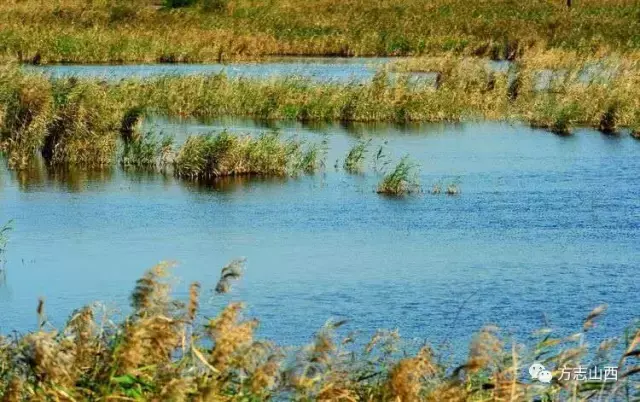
0, 262, 637, 401
0, 0, 639, 63
1, 56, 639, 169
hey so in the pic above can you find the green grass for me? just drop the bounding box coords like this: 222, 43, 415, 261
376, 156, 420, 196
0, 0, 639, 63
0, 262, 637, 401
173, 131, 323, 179
120, 131, 174, 170
343, 138, 370, 174
2, 55, 640, 169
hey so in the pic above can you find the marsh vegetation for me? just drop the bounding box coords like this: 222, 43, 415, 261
2, 51, 640, 172
1, 0, 640, 63
0, 262, 637, 401
376, 156, 420, 196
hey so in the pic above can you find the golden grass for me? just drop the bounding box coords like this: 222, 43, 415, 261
1, 52, 640, 172
0, 262, 637, 401
0, 0, 639, 63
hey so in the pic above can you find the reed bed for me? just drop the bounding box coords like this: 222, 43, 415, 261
1, 54, 640, 171
0, 262, 637, 401
0, 0, 639, 63
173, 131, 323, 179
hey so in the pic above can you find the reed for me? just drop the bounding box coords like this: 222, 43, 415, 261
343, 138, 370, 174
0, 0, 639, 63
120, 131, 174, 170
173, 131, 323, 179
445, 182, 460, 196
0, 73, 53, 169
376, 156, 420, 196
0, 262, 637, 401
2, 53, 640, 169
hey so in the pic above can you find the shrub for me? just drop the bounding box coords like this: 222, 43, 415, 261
201, 0, 228, 13
163, 0, 198, 9
599, 103, 619, 135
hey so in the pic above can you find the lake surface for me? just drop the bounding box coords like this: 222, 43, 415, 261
1, 119, 639, 355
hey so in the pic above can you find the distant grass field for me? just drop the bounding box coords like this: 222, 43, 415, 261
0, 0, 639, 63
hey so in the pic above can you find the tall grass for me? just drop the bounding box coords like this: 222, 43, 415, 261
120, 131, 174, 170
43, 81, 121, 166
377, 156, 420, 196
0, 262, 637, 400
2, 54, 640, 170
0, 0, 639, 63
173, 131, 323, 179
343, 138, 370, 174
0, 73, 53, 169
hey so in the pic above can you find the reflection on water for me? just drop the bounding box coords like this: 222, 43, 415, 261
4, 156, 295, 196
1, 120, 639, 355
7, 161, 115, 193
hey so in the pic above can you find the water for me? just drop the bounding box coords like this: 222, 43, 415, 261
23, 57, 512, 86
1, 120, 639, 355
24, 57, 394, 82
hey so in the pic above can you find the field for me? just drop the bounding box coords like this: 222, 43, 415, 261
0, 0, 639, 63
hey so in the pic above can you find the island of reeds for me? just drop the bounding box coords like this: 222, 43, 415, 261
1, 49, 640, 175
0, 260, 637, 401
0, 0, 639, 63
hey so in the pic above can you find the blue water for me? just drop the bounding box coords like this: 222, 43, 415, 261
23, 57, 393, 82
23, 58, 512, 86
1, 120, 639, 355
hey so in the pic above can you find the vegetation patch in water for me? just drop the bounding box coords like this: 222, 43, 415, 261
343, 138, 370, 174
173, 131, 323, 179
120, 131, 174, 170
2, 54, 640, 171
377, 156, 420, 196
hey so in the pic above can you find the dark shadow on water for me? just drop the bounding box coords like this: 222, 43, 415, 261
2, 155, 301, 196
46, 167, 115, 193
122, 168, 173, 187
4, 157, 114, 193
178, 174, 289, 195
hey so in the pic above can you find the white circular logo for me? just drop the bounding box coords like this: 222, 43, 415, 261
529, 362, 545, 379
538, 370, 553, 383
